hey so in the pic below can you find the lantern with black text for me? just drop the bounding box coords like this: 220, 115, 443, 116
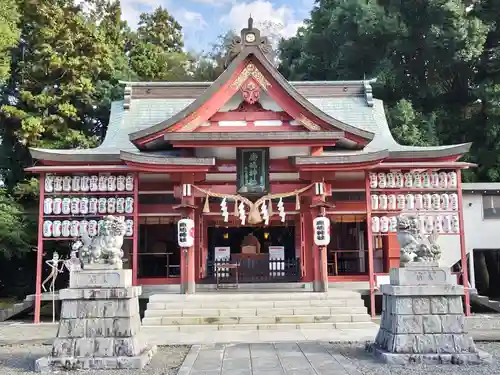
313, 217, 330, 246
177, 218, 195, 248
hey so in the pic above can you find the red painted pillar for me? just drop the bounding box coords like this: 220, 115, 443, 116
180, 179, 196, 294
364, 172, 376, 318
132, 172, 139, 286
34, 173, 45, 324
457, 169, 471, 316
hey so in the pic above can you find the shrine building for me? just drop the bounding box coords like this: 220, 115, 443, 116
27, 19, 474, 323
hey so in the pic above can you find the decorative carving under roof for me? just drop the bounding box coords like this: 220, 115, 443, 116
230, 101, 266, 112
225, 17, 274, 68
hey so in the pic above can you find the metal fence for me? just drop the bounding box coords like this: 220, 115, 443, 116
205, 258, 301, 283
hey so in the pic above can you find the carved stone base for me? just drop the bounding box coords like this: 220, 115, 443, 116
370, 264, 492, 365
35, 269, 156, 372
369, 345, 492, 365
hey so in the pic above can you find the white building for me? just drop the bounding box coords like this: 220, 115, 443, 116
462, 183, 500, 292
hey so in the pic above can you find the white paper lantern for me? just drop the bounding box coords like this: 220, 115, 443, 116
377, 173, 387, 188
81, 175, 90, 192
379, 194, 388, 210
53, 221, 62, 237
89, 198, 98, 214
62, 198, 71, 215
62, 176, 72, 192
395, 172, 404, 188
431, 194, 441, 210
45, 175, 54, 193
54, 176, 63, 192
422, 194, 432, 210
413, 172, 422, 188
388, 195, 397, 210
406, 194, 415, 210
61, 220, 71, 237
43, 220, 53, 237
404, 172, 413, 188
371, 216, 380, 233
369, 173, 378, 189
98, 198, 107, 214
380, 216, 389, 233
430, 172, 439, 188
71, 176, 81, 192
448, 172, 458, 189
438, 172, 448, 189
389, 216, 398, 232
44, 198, 53, 215
98, 175, 108, 192
371, 195, 379, 210
89, 175, 99, 192
450, 193, 458, 211
422, 172, 431, 188
440, 194, 450, 211
387, 172, 396, 188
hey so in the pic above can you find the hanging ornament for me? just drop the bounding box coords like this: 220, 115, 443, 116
295, 194, 301, 210
277, 197, 286, 222
261, 201, 269, 226
203, 194, 210, 213
268, 199, 273, 217
238, 201, 246, 225
220, 198, 228, 222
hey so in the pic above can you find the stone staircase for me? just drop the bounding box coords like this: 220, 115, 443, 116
141, 291, 375, 332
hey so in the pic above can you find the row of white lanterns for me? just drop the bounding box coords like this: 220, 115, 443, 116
369, 171, 458, 189
371, 193, 458, 211
43, 219, 134, 238
44, 174, 134, 193
43, 197, 134, 215
372, 215, 460, 234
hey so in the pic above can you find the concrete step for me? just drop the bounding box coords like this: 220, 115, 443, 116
142, 314, 371, 325
143, 306, 369, 318
139, 321, 377, 331
146, 298, 366, 310
149, 292, 363, 302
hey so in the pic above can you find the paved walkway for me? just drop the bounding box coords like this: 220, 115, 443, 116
2, 314, 500, 345
178, 342, 362, 375
0, 322, 379, 346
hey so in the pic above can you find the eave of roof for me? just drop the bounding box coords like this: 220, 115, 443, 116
120, 151, 215, 166
128, 46, 375, 148
292, 150, 389, 165
163, 131, 344, 142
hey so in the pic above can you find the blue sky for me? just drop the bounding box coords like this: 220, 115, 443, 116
120, 0, 316, 52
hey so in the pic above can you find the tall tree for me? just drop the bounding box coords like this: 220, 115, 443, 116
279, 0, 491, 180
0, 0, 20, 83
127, 7, 191, 81
136, 7, 184, 52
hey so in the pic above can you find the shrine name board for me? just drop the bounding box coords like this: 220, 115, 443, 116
236, 148, 269, 195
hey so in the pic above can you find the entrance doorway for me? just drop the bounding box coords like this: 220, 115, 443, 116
204, 225, 300, 283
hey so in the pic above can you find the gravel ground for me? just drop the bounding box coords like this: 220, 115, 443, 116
0, 344, 190, 374
328, 342, 500, 375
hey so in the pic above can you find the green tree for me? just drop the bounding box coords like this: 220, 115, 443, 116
279, 0, 492, 181
136, 7, 183, 52
127, 7, 191, 81
0, 0, 20, 83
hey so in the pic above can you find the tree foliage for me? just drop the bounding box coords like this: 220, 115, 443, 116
0, 0, 20, 83
278, 0, 500, 182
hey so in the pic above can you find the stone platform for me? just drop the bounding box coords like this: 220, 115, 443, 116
35, 268, 156, 372
369, 263, 492, 365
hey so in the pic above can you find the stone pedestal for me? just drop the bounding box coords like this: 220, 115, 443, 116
35, 269, 157, 372
369, 263, 492, 365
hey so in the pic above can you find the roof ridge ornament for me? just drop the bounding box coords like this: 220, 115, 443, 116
363, 78, 375, 107
225, 18, 274, 68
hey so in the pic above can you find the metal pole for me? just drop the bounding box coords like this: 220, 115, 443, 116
34, 173, 46, 324
364, 172, 376, 318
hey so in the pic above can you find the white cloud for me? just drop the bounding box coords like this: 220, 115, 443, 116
221, 0, 305, 39
189, 0, 231, 5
